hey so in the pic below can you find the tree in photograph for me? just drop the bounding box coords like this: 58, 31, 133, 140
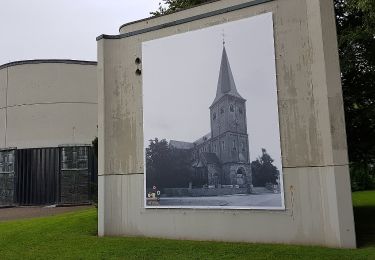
146, 138, 171, 189
251, 149, 279, 187
146, 138, 192, 189
169, 147, 193, 188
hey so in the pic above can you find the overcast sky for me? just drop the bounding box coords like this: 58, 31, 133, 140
143, 13, 283, 171
0, 0, 159, 65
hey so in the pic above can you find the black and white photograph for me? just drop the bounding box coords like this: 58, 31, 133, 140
143, 12, 285, 209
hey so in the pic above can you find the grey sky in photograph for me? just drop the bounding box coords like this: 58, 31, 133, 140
143, 13, 283, 170
0, 0, 159, 65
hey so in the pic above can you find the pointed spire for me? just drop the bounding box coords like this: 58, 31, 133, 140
211, 46, 244, 107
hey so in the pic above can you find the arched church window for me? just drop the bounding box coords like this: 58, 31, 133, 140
220, 107, 224, 114
230, 104, 234, 112
212, 112, 216, 120
239, 107, 243, 114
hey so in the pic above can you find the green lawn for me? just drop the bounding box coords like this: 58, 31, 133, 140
0, 191, 374, 259
352, 190, 375, 247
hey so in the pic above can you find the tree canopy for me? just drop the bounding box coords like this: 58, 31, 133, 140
335, 0, 375, 189
151, 0, 211, 16
335, 0, 375, 164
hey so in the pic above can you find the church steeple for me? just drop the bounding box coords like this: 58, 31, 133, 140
211, 46, 244, 107
208, 44, 249, 166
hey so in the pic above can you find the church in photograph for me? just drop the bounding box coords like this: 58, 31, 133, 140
170, 45, 252, 189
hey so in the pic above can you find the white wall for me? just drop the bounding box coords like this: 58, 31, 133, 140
0, 61, 97, 149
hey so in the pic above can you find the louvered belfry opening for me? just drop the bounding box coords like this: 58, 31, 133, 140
0, 145, 98, 206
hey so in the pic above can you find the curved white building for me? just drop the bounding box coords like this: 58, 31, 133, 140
0, 60, 97, 206
0, 60, 97, 148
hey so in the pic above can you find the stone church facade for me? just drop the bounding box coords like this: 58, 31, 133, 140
170, 46, 252, 190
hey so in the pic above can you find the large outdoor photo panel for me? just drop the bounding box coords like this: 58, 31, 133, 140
143, 12, 284, 209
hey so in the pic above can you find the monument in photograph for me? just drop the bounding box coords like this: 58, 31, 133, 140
97, 0, 356, 248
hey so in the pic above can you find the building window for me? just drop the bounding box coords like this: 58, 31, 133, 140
239, 107, 243, 114
61, 146, 88, 170
212, 112, 216, 120
0, 150, 14, 173
232, 140, 236, 150
220, 107, 224, 114
230, 104, 234, 112
221, 141, 225, 150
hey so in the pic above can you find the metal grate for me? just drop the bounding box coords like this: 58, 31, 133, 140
0, 150, 16, 206
60, 146, 90, 204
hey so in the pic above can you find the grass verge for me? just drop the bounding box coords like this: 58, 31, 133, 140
353, 190, 375, 247
0, 191, 374, 259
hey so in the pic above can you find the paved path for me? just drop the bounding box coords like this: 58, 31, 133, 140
0, 205, 93, 221
159, 193, 282, 207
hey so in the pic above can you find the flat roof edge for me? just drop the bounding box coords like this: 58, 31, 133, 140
97, 0, 274, 42
0, 59, 97, 70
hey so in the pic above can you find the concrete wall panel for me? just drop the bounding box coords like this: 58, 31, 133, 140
98, 166, 354, 247
7, 63, 97, 106
98, 39, 144, 176
6, 103, 97, 149
0, 109, 6, 148
98, 0, 356, 248
0, 61, 97, 149
0, 69, 7, 109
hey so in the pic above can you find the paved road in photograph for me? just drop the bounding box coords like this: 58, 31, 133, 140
158, 193, 282, 207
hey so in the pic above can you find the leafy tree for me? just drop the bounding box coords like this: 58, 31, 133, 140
92, 137, 98, 158
146, 138, 192, 189
335, 0, 375, 190
350, 163, 375, 191
251, 149, 279, 187
151, 0, 211, 16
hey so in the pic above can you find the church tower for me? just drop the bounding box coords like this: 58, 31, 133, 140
209, 45, 251, 186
